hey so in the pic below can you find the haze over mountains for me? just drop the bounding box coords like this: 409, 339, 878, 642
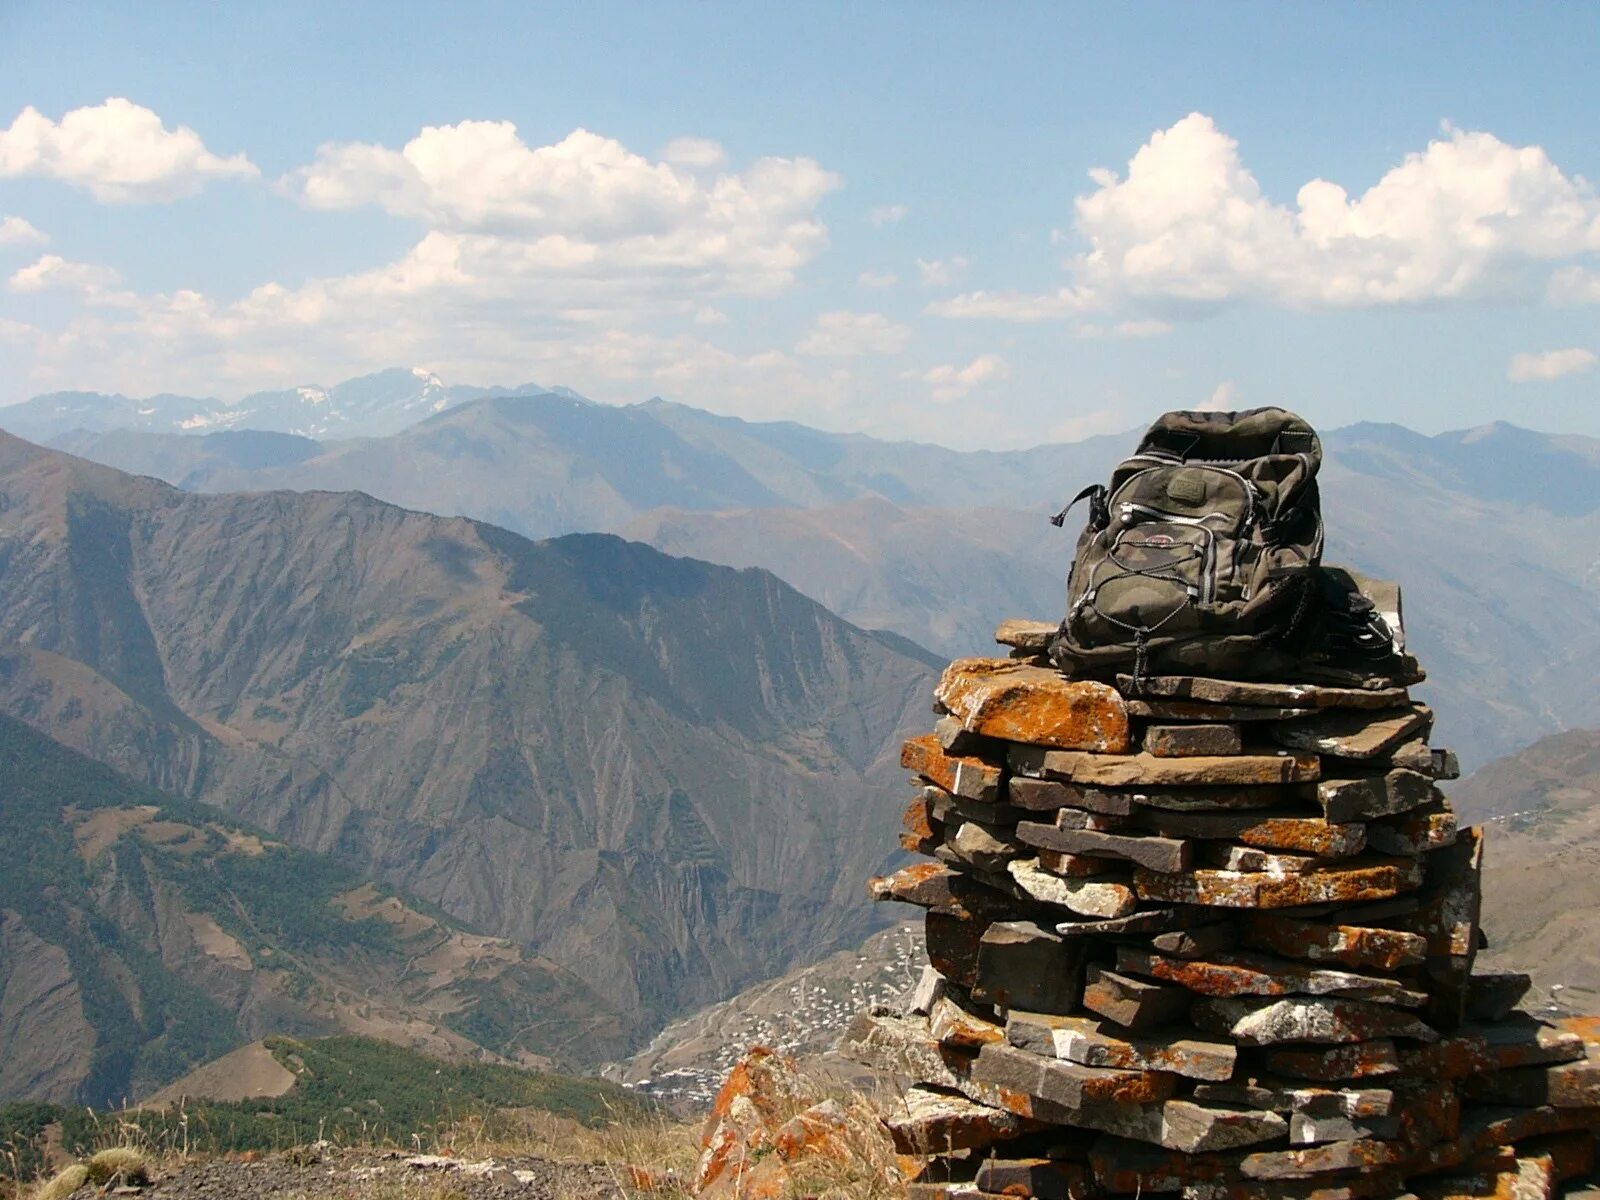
0, 431, 934, 1100
25, 370, 1600, 767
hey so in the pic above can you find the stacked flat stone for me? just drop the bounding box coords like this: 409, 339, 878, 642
845, 619, 1600, 1200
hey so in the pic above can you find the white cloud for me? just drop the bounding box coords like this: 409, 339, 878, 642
1507, 348, 1597, 383
659, 136, 727, 168
928, 286, 1093, 320
8, 254, 122, 294
7, 123, 853, 409
868, 203, 908, 226
1045, 408, 1131, 442
1198, 381, 1239, 411
0, 98, 258, 202
283, 122, 839, 297
938, 112, 1600, 320
858, 269, 897, 289
917, 256, 968, 286
1074, 318, 1173, 339
1549, 267, 1600, 304
795, 310, 911, 358
908, 353, 1012, 403
0, 216, 47, 246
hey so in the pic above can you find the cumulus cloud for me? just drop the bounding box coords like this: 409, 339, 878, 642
658, 136, 727, 168
795, 310, 911, 357
938, 112, 1600, 320
8, 254, 122, 294
917, 256, 968, 286
0, 216, 46, 246
1198, 381, 1240, 411
868, 203, 908, 226
908, 353, 1011, 403
282, 122, 839, 296
0, 98, 258, 202
1507, 348, 1597, 382
928, 286, 1092, 320
8, 123, 851, 408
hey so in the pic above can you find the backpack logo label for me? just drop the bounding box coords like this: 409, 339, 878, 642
1166, 473, 1207, 504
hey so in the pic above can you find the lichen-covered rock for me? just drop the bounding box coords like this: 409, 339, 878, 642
935, 657, 1131, 752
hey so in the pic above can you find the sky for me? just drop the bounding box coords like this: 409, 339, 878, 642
1, 2, 1598, 448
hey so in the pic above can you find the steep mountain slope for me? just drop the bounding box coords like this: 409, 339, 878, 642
26, 398, 1600, 765
0, 433, 935, 1055
1444, 729, 1600, 1016
0, 713, 629, 1105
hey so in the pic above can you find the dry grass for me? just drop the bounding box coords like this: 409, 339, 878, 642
28, 1165, 86, 1200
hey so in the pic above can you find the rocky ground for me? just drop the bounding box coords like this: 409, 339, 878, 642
46, 1149, 654, 1200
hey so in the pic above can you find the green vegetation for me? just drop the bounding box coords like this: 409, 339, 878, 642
0, 1036, 648, 1175
0, 716, 395, 1104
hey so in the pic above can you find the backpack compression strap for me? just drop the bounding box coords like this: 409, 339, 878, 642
1049, 484, 1108, 529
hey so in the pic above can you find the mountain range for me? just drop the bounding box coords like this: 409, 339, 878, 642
25, 373, 1600, 768
0, 430, 934, 1102
0, 712, 632, 1105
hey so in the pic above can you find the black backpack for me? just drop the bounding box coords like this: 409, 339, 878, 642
1049, 407, 1324, 681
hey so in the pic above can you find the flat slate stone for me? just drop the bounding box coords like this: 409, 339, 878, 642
1134, 856, 1424, 909
1010, 744, 1320, 786
1461, 1020, 1600, 1107
1018, 822, 1193, 872
1125, 783, 1294, 811
1151, 921, 1237, 959
884, 1084, 1036, 1155
903, 734, 1002, 801
929, 995, 1005, 1048
946, 820, 1020, 871
1191, 995, 1439, 1045
970, 1040, 1178, 1109
1392, 738, 1461, 780
936, 657, 1131, 752
1117, 674, 1409, 710
1265, 1041, 1402, 1081
1005, 858, 1137, 918
1201, 844, 1322, 873
1138, 809, 1366, 857
1035, 847, 1119, 877
1145, 722, 1244, 758
867, 862, 1020, 921
924, 784, 1027, 828
1191, 1082, 1395, 1118
1052, 807, 1127, 832
1316, 767, 1434, 822
1240, 912, 1428, 971
1115, 947, 1427, 1006
1271, 705, 1431, 759
1006, 1010, 1237, 1081
1126, 697, 1317, 722
1084, 965, 1192, 1031
973, 920, 1085, 1013
993, 618, 1057, 653
1160, 1099, 1288, 1153
1366, 804, 1457, 856
1055, 908, 1193, 937
1007, 777, 1135, 815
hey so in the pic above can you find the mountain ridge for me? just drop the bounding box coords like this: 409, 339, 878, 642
0, 431, 936, 1062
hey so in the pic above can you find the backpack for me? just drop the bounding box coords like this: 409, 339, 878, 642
1048, 407, 1324, 681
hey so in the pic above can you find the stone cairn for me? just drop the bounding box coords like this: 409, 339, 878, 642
844, 620, 1600, 1199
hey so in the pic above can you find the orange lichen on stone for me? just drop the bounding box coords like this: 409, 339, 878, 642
901, 733, 1002, 800
935, 657, 1131, 753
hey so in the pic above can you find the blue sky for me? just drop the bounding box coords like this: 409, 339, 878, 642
1, 2, 1597, 447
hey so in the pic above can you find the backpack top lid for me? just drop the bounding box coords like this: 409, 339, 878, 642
1137, 406, 1321, 469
